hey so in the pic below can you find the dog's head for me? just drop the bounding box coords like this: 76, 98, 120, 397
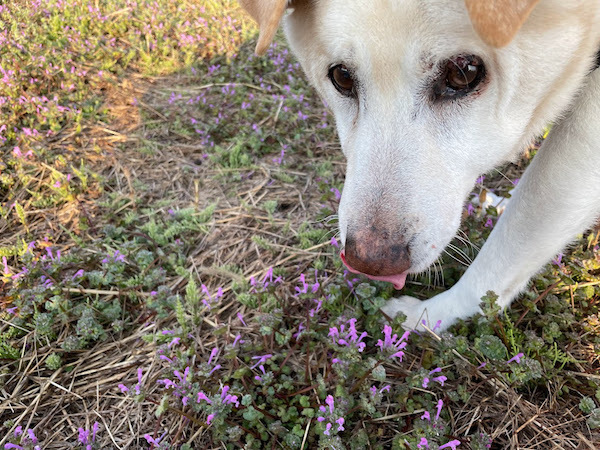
240, 0, 600, 288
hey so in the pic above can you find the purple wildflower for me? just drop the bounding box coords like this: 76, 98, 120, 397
418, 437, 429, 449
317, 395, 345, 436
507, 352, 524, 364
251, 354, 272, 369
329, 318, 368, 352
435, 399, 444, 421
157, 366, 192, 405
439, 440, 461, 449
423, 367, 447, 388
143, 430, 167, 446
377, 325, 410, 360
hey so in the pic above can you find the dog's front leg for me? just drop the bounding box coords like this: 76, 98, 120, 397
383, 70, 600, 331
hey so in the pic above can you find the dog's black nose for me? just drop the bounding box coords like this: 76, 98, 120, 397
344, 227, 411, 277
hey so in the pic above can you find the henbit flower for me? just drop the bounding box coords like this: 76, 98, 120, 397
144, 430, 167, 446
78, 421, 100, 449
2, 256, 10, 277
466, 203, 475, 216
423, 367, 447, 388
507, 352, 524, 364
329, 318, 368, 352
317, 396, 346, 436
157, 366, 192, 405
484, 218, 494, 228
232, 334, 244, 348
220, 385, 240, 407
552, 253, 563, 266
201, 284, 223, 309
377, 325, 410, 360
237, 312, 247, 326
251, 354, 272, 369
421, 411, 431, 421
197, 392, 212, 404
435, 399, 444, 421
208, 347, 219, 365
331, 237, 339, 248
439, 439, 461, 449
417, 437, 429, 449
101, 250, 125, 264
309, 298, 323, 317
255, 364, 267, 382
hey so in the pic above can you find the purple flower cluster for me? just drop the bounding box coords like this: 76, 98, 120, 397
101, 250, 125, 265
77, 422, 100, 450
377, 325, 411, 360
196, 385, 240, 425
249, 267, 282, 293
294, 270, 320, 296
418, 400, 461, 449
329, 318, 368, 353
422, 367, 448, 388
201, 284, 223, 309
316, 395, 345, 436
118, 367, 144, 396
4, 426, 41, 450
158, 366, 193, 406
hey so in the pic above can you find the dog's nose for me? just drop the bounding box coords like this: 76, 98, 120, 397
344, 227, 411, 277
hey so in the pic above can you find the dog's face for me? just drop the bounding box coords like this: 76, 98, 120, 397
281, 0, 598, 285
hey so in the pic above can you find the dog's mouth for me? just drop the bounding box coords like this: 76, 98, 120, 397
340, 250, 408, 290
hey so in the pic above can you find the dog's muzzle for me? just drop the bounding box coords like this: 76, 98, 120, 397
340, 228, 411, 290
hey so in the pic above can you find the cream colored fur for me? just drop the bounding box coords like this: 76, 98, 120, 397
240, 0, 600, 331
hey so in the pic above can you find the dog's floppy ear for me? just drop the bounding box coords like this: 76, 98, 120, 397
239, 0, 289, 55
465, 0, 541, 47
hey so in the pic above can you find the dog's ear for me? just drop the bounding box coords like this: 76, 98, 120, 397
465, 0, 541, 47
239, 0, 289, 55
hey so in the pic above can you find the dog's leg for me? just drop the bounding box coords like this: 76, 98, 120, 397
383, 70, 600, 331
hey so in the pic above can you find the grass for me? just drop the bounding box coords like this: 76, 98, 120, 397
1, 0, 600, 448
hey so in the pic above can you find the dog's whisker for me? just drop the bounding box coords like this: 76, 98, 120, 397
433, 257, 444, 287
456, 229, 480, 252
446, 243, 473, 265
443, 246, 471, 267
317, 214, 339, 225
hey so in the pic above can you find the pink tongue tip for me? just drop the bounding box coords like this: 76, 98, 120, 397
340, 251, 407, 290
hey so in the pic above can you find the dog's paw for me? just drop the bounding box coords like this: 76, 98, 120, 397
380, 291, 465, 332
380, 295, 430, 330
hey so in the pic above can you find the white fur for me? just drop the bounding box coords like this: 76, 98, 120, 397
283, 0, 600, 330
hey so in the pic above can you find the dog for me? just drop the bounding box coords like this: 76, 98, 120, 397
239, 0, 600, 331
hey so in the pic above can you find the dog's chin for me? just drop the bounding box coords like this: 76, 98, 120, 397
340, 251, 409, 290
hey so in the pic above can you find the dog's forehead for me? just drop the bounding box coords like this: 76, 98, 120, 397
314, 1, 473, 53
311, 0, 477, 84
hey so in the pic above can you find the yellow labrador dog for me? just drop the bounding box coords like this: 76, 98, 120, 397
239, 0, 600, 330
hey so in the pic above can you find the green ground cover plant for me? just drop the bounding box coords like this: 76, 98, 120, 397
1, 0, 599, 448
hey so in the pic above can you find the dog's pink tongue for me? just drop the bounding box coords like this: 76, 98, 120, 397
340, 251, 408, 290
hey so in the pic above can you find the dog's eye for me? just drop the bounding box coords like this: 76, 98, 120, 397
434, 55, 485, 100
328, 64, 356, 97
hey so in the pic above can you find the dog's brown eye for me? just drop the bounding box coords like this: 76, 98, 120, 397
434, 55, 485, 100
329, 64, 355, 97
